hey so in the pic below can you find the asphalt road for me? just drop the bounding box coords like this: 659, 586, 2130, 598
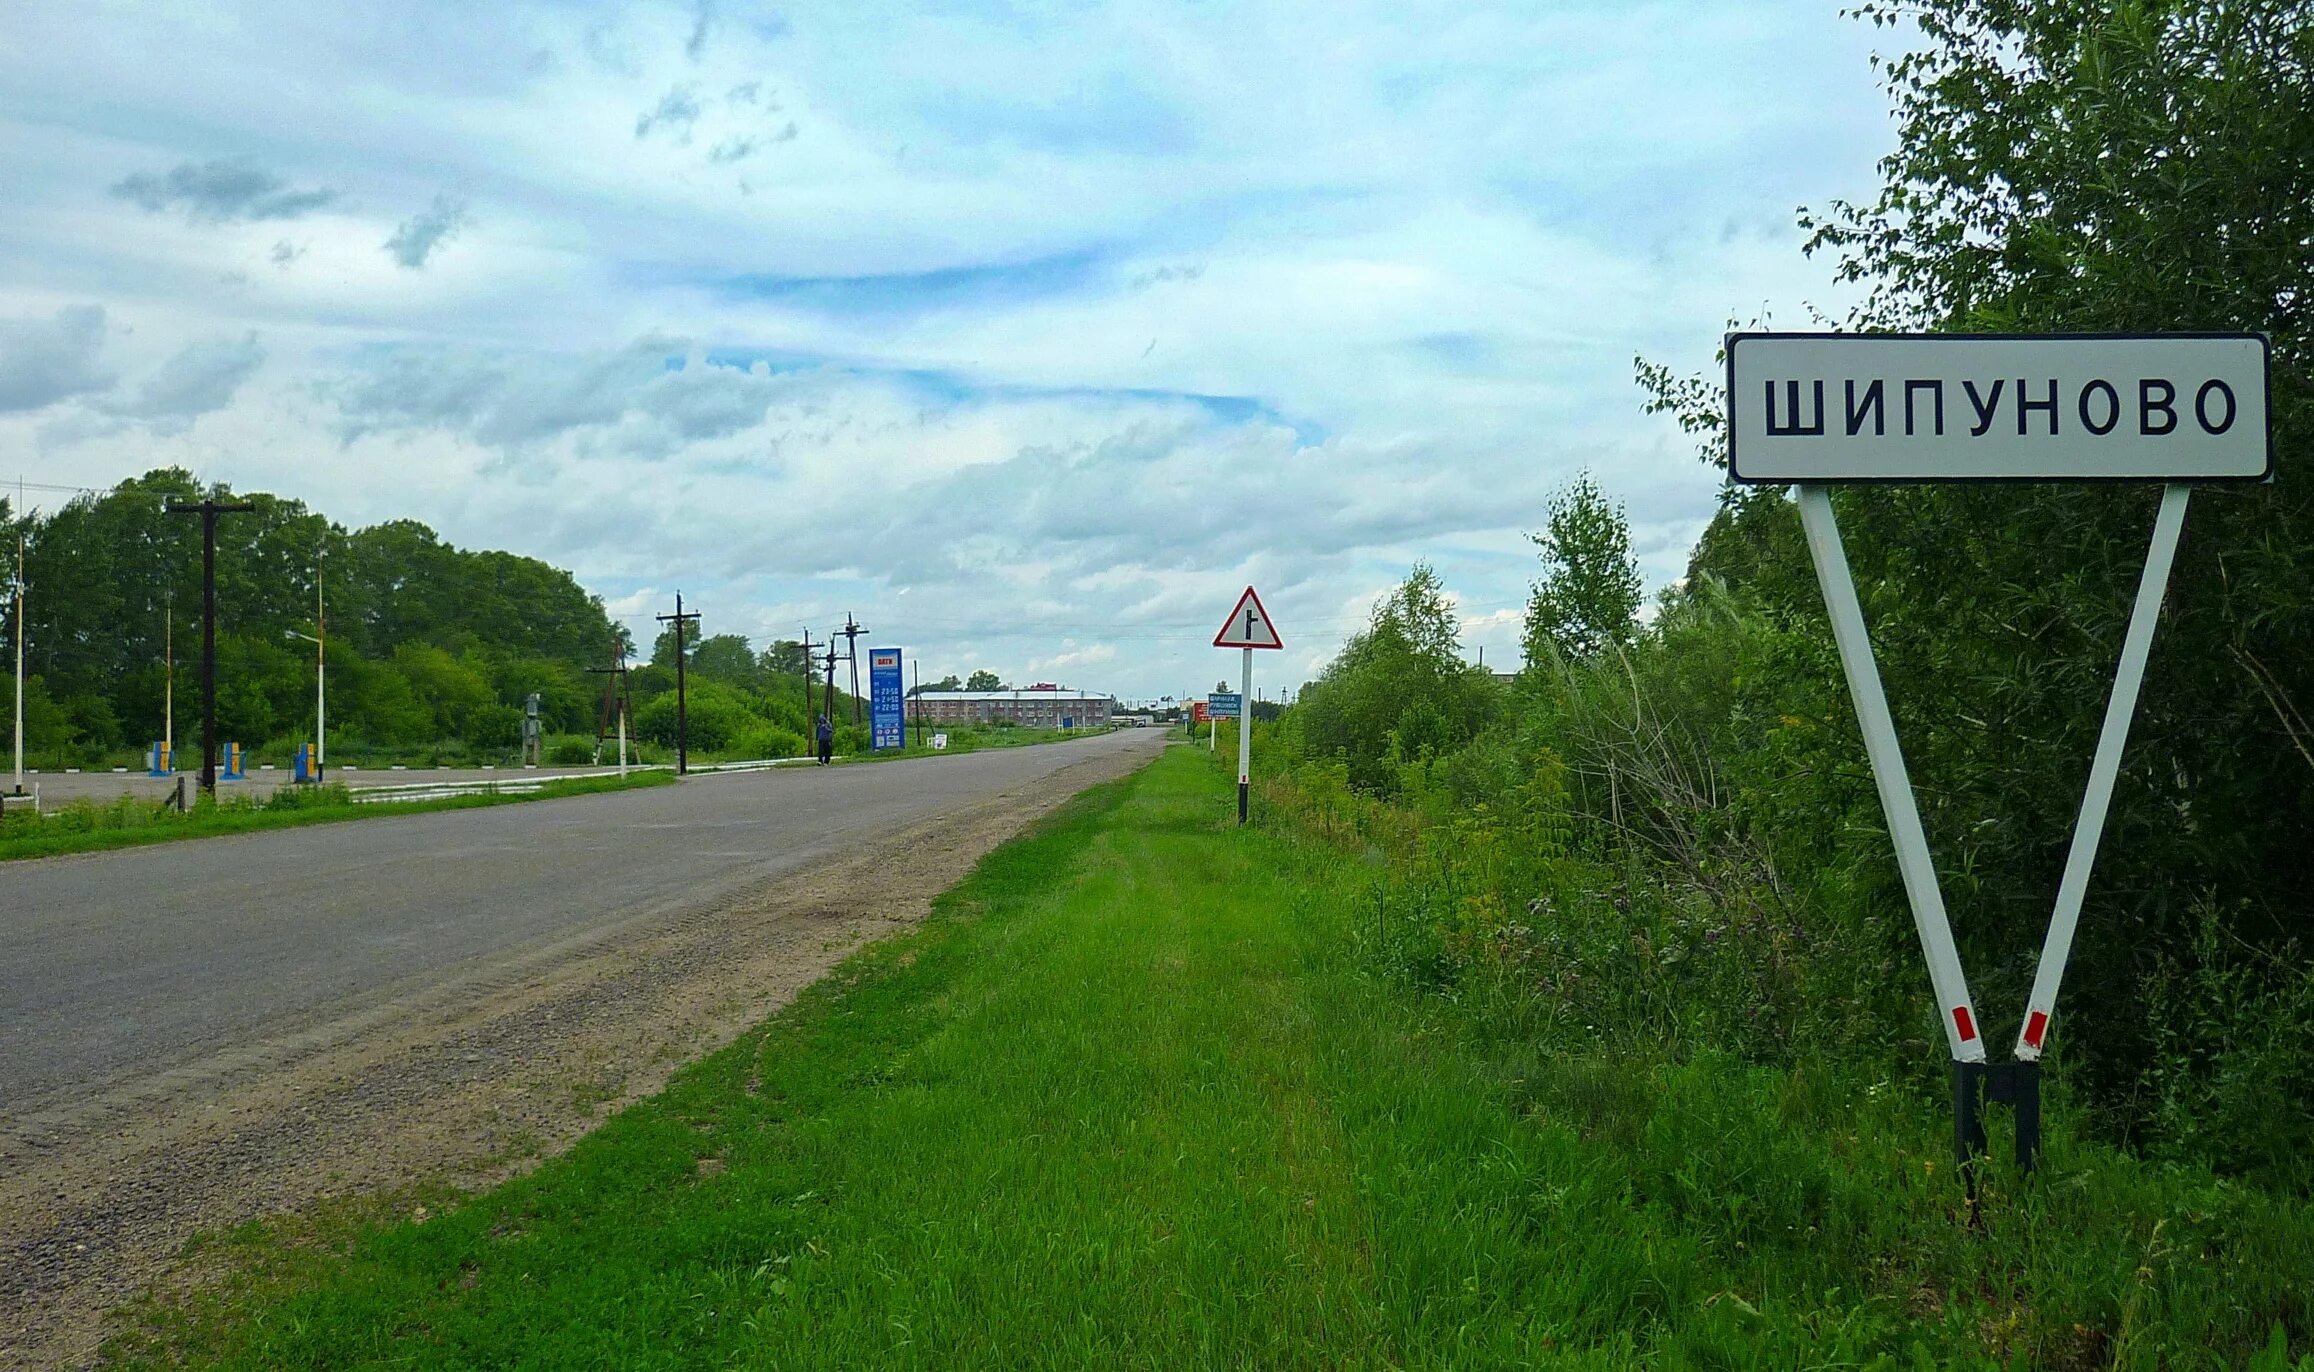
2, 731, 1163, 1111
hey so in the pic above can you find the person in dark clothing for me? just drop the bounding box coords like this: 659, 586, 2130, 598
816, 713, 835, 765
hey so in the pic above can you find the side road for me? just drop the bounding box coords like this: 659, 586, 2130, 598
104, 748, 2314, 1369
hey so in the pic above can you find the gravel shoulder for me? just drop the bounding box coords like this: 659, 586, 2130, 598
1, 736, 1165, 1369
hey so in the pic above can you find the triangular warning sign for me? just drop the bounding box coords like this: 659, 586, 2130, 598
1213, 586, 1283, 649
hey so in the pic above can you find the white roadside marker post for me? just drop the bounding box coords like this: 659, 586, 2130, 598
1728, 330, 2270, 1188
2014, 484, 2192, 1060
1238, 647, 1253, 824
1798, 485, 1985, 1065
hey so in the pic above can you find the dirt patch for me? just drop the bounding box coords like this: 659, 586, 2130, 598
0, 741, 1159, 1369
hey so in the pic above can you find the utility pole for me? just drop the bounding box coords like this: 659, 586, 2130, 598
314, 549, 325, 782
166, 497, 256, 796
911, 658, 920, 748
163, 589, 174, 772
11, 505, 25, 796
586, 635, 632, 775
799, 627, 820, 744
657, 592, 700, 775
838, 613, 868, 728
821, 637, 840, 739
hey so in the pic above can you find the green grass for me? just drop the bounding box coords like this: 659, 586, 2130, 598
108, 748, 2313, 1368
0, 770, 678, 863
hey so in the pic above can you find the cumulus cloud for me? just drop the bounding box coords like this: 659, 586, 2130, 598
0, 305, 112, 413
110, 159, 337, 224
103, 332, 264, 429
326, 340, 791, 456
634, 85, 702, 141
382, 194, 469, 269
4, 0, 1894, 693
685, 1, 715, 61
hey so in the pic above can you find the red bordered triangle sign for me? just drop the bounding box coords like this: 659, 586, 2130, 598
1213, 586, 1283, 649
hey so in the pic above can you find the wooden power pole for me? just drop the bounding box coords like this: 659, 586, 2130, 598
839, 612, 868, 727
656, 592, 700, 775
165, 497, 255, 795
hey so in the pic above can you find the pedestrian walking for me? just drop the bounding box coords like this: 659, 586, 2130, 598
816, 712, 835, 766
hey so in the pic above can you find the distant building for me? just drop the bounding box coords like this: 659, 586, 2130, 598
912, 688, 1116, 729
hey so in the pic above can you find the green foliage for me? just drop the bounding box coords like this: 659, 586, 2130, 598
964, 669, 1004, 691
635, 679, 756, 753
1523, 471, 1641, 665
11, 470, 621, 764
1287, 564, 1501, 793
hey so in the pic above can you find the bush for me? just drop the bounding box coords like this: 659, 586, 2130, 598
731, 725, 806, 760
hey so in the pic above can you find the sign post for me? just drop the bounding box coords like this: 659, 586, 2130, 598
1728, 331, 2270, 1180
1212, 586, 1284, 824
868, 648, 905, 750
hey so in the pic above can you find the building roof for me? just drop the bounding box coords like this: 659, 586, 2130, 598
912, 689, 1115, 703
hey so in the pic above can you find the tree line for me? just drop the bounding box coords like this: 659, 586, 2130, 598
1, 468, 870, 766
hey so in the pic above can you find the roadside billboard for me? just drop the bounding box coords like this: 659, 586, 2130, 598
869, 649, 905, 750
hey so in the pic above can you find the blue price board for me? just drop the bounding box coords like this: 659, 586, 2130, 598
1207, 692, 1242, 719
869, 648, 906, 750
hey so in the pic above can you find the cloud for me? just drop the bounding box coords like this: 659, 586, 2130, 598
710, 247, 1113, 318
383, 194, 469, 269
110, 159, 337, 224
103, 332, 263, 429
326, 340, 793, 455
685, 1, 714, 61
634, 85, 703, 141
0, 306, 112, 412
3, 0, 1896, 695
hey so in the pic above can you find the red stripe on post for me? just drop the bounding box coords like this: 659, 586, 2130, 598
1952, 1007, 1978, 1042
2024, 1010, 2049, 1049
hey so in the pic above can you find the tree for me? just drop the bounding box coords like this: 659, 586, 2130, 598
759, 638, 809, 678
689, 634, 760, 689
964, 669, 1004, 691
8, 470, 619, 762
1291, 564, 1500, 792
910, 674, 962, 696
1523, 472, 1642, 665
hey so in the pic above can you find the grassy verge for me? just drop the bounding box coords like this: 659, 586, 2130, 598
109, 747, 2312, 1368
0, 770, 678, 863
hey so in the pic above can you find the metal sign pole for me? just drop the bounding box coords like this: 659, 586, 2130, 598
1797, 485, 1986, 1063
1238, 646, 1253, 824
2015, 484, 2192, 1059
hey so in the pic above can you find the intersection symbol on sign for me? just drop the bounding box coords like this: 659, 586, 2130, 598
1212, 586, 1283, 649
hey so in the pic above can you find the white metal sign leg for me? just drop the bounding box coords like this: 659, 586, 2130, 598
2014, 484, 2192, 1060
1237, 646, 1253, 824
1797, 484, 1987, 1062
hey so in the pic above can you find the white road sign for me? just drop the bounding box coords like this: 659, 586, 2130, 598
1213, 586, 1283, 649
1728, 332, 2271, 483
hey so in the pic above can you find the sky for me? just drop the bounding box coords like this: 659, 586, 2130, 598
0, 0, 1895, 703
